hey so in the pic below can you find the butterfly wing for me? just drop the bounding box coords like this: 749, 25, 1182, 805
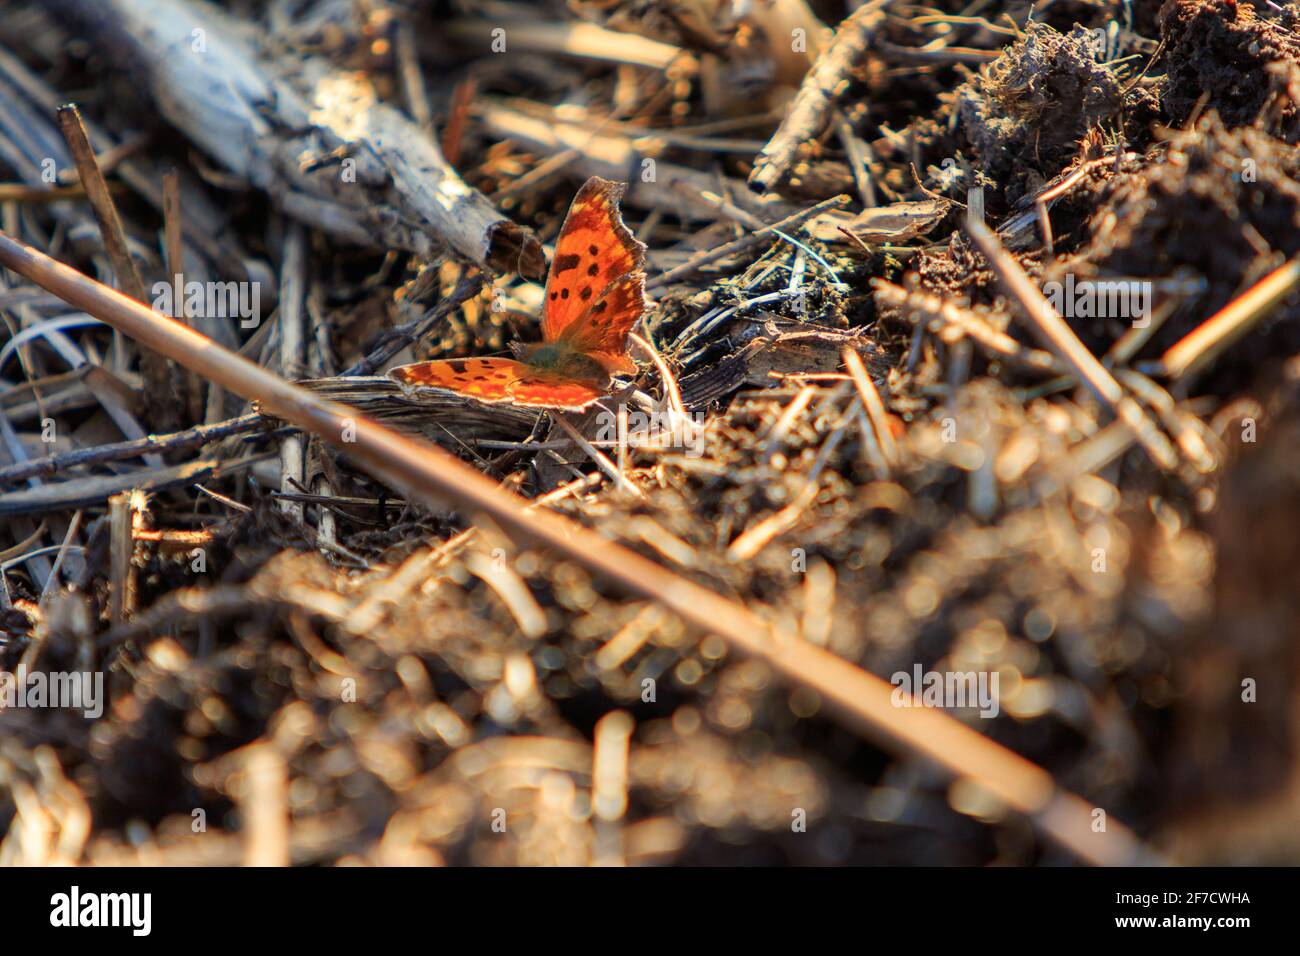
386, 178, 645, 412
388, 358, 607, 411
557, 272, 645, 376
390, 357, 526, 403
541, 177, 647, 344
506, 371, 608, 410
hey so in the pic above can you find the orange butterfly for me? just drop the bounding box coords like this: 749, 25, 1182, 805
389, 177, 648, 411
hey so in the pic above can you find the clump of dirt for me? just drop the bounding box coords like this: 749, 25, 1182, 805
1063, 113, 1300, 373
907, 232, 1011, 308
958, 25, 1124, 187
900, 22, 1157, 208
1160, 0, 1300, 138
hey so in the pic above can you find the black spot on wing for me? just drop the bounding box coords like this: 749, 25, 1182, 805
554, 253, 580, 274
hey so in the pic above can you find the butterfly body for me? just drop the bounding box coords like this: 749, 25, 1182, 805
389, 177, 648, 411
514, 340, 608, 380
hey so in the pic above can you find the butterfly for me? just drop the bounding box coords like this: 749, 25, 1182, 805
388, 177, 648, 411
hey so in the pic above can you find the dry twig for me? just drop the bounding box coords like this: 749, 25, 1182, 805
749, 1, 887, 194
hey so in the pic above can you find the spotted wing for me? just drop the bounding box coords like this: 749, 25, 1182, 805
506, 371, 608, 410
389, 357, 524, 403
557, 272, 646, 376
541, 177, 647, 343
388, 358, 608, 411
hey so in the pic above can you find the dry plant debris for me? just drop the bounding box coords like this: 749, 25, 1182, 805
1, 0, 1299, 867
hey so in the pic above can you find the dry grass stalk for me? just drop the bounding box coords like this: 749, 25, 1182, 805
843, 346, 898, 473
874, 279, 1068, 375
448, 18, 695, 74
1159, 259, 1300, 383
966, 216, 1180, 472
